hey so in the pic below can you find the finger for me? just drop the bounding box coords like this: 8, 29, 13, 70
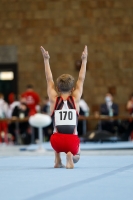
40, 46, 44, 50
84, 45, 88, 54
40, 46, 46, 53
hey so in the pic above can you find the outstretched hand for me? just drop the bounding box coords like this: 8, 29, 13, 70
81, 45, 88, 61
40, 46, 50, 60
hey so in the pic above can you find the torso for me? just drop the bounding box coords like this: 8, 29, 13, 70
51, 96, 78, 135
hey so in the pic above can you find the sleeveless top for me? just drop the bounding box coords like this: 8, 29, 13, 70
51, 96, 78, 135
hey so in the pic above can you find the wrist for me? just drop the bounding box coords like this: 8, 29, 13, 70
82, 59, 87, 64
44, 58, 49, 63
43, 54, 50, 61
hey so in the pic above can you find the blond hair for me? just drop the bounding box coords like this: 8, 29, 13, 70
56, 74, 75, 93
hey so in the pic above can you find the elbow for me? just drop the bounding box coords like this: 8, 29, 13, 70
47, 76, 53, 82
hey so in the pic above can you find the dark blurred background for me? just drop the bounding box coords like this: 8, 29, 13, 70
0, 0, 133, 114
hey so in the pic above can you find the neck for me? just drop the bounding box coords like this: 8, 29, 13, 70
60, 92, 71, 100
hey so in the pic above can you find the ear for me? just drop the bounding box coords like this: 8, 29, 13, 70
72, 87, 75, 91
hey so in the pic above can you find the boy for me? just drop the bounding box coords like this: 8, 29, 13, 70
40, 45, 88, 169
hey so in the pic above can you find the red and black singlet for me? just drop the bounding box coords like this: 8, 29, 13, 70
51, 96, 78, 135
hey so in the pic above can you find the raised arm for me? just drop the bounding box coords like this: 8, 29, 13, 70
73, 45, 88, 102
40, 46, 57, 102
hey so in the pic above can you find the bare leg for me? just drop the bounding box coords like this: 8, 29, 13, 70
54, 152, 65, 168
66, 152, 74, 169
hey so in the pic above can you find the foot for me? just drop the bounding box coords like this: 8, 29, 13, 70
66, 152, 74, 169
73, 154, 80, 164
54, 162, 65, 168
54, 152, 65, 168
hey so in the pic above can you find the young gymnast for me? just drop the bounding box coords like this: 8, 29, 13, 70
40, 45, 88, 169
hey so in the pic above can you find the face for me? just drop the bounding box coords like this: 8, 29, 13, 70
105, 93, 113, 102
20, 97, 27, 104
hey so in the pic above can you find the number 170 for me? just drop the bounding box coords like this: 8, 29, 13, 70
59, 111, 73, 120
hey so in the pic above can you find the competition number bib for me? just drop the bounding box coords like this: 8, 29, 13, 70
54, 109, 76, 126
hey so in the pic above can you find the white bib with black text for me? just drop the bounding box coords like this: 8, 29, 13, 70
55, 109, 76, 126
